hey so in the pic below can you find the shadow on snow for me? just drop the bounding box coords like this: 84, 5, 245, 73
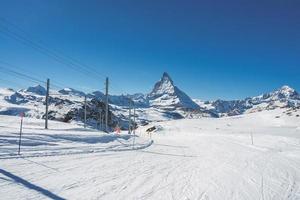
0, 168, 65, 200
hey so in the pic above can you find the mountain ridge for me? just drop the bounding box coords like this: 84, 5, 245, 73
0, 73, 299, 128
194, 85, 300, 116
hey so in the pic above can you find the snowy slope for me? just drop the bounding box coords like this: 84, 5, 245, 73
0, 108, 300, 199
0, 115, 152, 158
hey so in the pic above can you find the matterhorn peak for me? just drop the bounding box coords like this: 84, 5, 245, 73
149, 72, 176, 97
147, 72, 200, 110
161, 72, 173, 84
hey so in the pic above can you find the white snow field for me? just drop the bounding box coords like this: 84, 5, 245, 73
1, 108, 300, 200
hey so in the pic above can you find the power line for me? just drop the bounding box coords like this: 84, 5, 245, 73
0, 63, 66, 90
0, 60, 45, 80
0, 65, 45, 85
0, 60, 70, 90
0, 18, 129, 98
0, 18, 106, 81
0, 60, 87, 91
0, 77, 26, 88
0, 27, 99, 80
0, 17, 108, 79
0, 70, 63, 92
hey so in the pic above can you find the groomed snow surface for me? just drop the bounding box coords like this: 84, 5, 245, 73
1, 108, 300, 200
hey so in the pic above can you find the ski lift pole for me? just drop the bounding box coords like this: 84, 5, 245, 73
128, 98, 132, 134
18, 112, 24, 155
133, 102, 136, 149
84, 95, 87, 129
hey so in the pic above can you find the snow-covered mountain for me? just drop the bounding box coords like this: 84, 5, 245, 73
22, 85, 47, 95
88, 73, 199, 110
88, 91, 148, 107
194, 85, 300, 116
250, 85, 299, 106
58, 88, 86, 97
148, 72, 199, 110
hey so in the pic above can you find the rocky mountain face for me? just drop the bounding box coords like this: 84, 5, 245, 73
63, 99, 123, 130
0, 73, 299, 130
147, 72, 200, 110
88, 92, 148, 108
22, 85, 47, 96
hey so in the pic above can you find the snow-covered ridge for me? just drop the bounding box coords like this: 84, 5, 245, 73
193, 85, 300, 116
58, 88, 86, 97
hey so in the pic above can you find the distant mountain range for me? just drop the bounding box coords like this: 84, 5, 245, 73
194, 85, 300, 117
0, 72, 299, 129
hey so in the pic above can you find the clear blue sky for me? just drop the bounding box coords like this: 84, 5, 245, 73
0, 0, 299, 100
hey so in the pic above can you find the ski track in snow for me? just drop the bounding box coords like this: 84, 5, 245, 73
1, 109, 300, 199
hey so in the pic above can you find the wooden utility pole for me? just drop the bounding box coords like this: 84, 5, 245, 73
84, 95, 87, 128
45, 78, 50, 129
133, 102, 136, 135
128, 99, 132, 134
18, 112, 24, 155
99, 111, 102, 130
105, 77, 109, 132
99, 110, 102, 130
102, 112, 104, 131
133, 101, 136, 149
